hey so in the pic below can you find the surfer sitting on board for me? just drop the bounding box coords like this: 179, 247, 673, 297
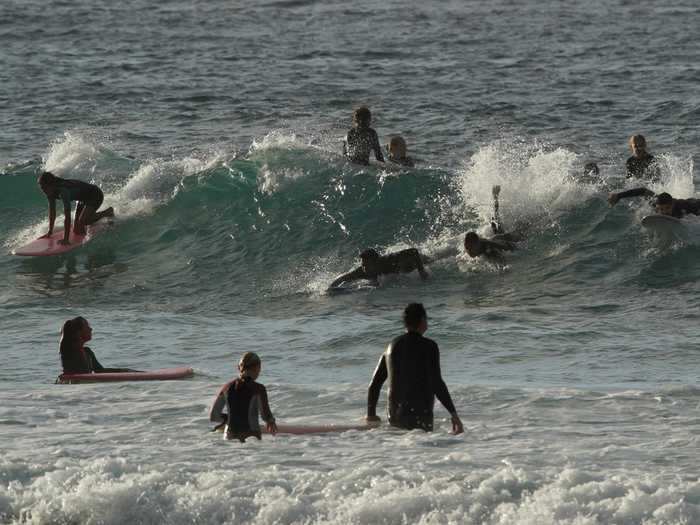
366, 303, 464, 434
626, 134, 661, 182
60, 317, 138, 374
608, 189, 700, 219
329, 247, 429, 288
463, 185, 524, 264
38, 171, 114, 246
210, 352, 277, 442
343, 106, 384, 165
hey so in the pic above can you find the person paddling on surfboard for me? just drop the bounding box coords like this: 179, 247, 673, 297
38, 171, 114, 246
608, 189, 700, 218
366, 303, 464, 434
329, 247, 429, 289
463, 185, 524, 264
60, 317, 138, 374
210, 352, 278, 442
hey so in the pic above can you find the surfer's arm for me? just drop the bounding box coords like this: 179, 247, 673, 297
43, 198, 57, 237
209, 386, 228, 424
329, 267, 366, 288
608, 187, 654, 206
409, 249, 429, 280
60, 199, 72, 244
431, 344, 463, 434
258, 386, 277, 434
366, 354, 388, 420
676, 199, 700, 217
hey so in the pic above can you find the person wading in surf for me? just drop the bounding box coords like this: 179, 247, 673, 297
38, 171, 114, 246
366, 303, 464, 434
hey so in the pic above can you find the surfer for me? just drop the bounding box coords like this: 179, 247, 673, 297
366, 303, 464, 434
210, 352, 277, 442
463, 185, 524, 264
38, 171, 114, 245
343, 106, 384, 165
386, 136, 415, 167
626, 134, 660, 181
329, 247, 429, 288
608, 189, 700, 218
60, 317, 137, 374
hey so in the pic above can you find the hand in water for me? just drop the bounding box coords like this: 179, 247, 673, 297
266, 420, 278, 435
451, 415, 464, 435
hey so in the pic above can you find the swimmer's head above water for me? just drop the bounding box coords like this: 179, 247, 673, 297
360, 248, 381, 274
655, 192, 674, 216
463, 231, 484, 257
629, 134, 648, 158
388, 136, 407, 160
403, 302, 428, 334
352, 106, 372, 128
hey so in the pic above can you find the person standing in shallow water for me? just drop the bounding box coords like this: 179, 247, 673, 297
366, 303, 464, 434
343, 106, 384, 165
626, 134, 660, 181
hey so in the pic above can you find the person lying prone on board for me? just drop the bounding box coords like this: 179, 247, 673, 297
210, 352, 277, 442
60, 317, 139, 374
463, 185, 525, 265
608, 189, 700, 218
329, 247, 429, 288
38, 171, 114, 246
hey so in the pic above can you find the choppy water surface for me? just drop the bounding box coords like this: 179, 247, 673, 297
2, 1, 700, 523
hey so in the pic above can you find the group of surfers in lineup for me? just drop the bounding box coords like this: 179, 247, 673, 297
46, 107, 700, 439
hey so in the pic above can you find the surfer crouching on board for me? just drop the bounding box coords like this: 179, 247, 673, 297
210, 352, 277, 442
366, 303, 464, 434
608, 189, 700, 218
38, 171, 114, 245
329, 247, 429, 288
463, 185, 524, 264
60, 317, 137, 374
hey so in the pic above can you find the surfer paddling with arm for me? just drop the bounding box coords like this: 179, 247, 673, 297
366, 303, 464, 434
608, 190, 700, 218
463, 185, 524, 264
210, 352, 277, 442
329, 247, 429, 289
38, 171, 114, 245
60, 317, 138, 374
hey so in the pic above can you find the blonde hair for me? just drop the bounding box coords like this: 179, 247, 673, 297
629, 134, 646, 149
238, 352, 261, 376
388, 136, 407, 159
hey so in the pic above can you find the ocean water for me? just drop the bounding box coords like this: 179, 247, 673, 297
2, 1, 700, 524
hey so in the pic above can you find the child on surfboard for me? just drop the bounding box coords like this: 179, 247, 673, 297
210, 352, 278, 442
38, 171, 114, 246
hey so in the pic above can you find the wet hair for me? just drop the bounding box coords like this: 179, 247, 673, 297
59, 316, 88, 356
388, 136, 407, 159
403, 303, 427, 330
353, 106, 372, 128
584, 162, 599, 176
464, 231, 480, 246
655, 192, 673, 206
238, 352, 261, 376
360, 248, 380, 260
629, 134, 647, 149
38, 171, 59, 186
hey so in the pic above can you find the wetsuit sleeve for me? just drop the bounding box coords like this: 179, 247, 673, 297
329, 266, 367, 288
367, 354, 388, 417
258, 385, 275, 424
677, 199, 700, 216
209, 384, 228, 423
431, 343, 457, 416
616, 187, 655, 201
84, 347, 104, 371
371, 130, 384, 162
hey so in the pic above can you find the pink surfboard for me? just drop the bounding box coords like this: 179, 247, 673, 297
56, 367, 194, 384
265, 424, 376, 434
12, 223, 109, 256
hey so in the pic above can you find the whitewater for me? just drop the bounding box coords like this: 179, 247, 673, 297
2, 1, 700, 524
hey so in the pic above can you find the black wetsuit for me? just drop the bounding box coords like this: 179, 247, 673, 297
330, 248, 425, 287
616, 188, 700, 219
210, 376, 275, 442
51, 179, 104, 209
626, 154, 660, 181
367, 331, 457, 431
345, 127, 384, 165
60, 345, 104, 374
